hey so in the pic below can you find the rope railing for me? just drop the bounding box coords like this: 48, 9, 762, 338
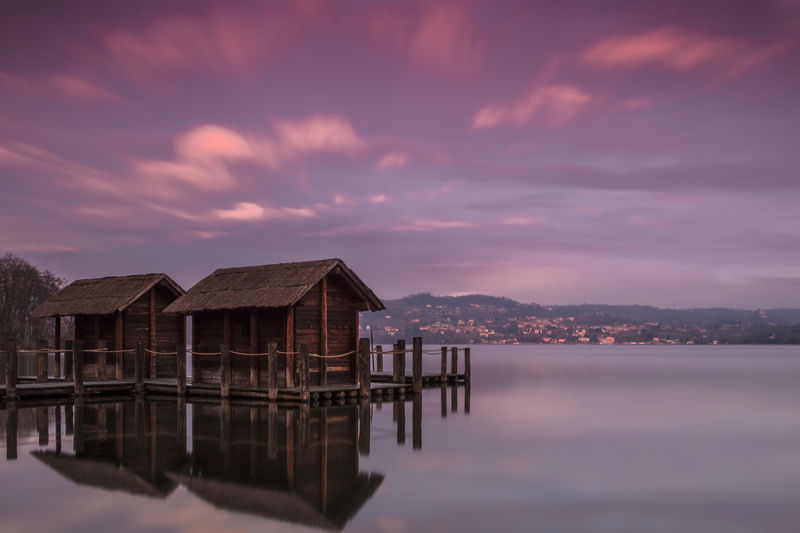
230, 350, 271, 357
84, 348, 136, 354
144, 348, 178, 356
308, 350, 355, 359
189, 350, 222, 356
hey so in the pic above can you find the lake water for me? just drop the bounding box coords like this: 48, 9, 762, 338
2, 345, 800, 532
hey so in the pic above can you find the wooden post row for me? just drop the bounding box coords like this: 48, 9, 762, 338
464, 347, 471, 383
134, 342, 144, 394
73, 340, 84, 396
298, 344, 309, 402
176, 344, 186, 396
268, 342, 278, 401
412, 337, 422, 394
6, 338, 17, 401
36, 339, 47, 383
220, 344, 231, 399
451, 347, 458, 376
440, 346, 447, 384
393, 339, 406, 384
376, 345, 383, 373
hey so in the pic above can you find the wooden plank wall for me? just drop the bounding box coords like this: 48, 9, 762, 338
154, 285, 182, 378
325, 275, 359, 385
75, 315, 115, 380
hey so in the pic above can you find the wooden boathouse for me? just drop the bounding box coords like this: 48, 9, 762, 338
30, 274, 186, 380
163, 259, 385, 389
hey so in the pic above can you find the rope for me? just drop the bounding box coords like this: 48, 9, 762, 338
229, 350, 271, 357
190, 351, 221, 356
278, 351, 298, 355
308, 350, 355, 359
83, 348, 135, 354
144, 348, 178, 356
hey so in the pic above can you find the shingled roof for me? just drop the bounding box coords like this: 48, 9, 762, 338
31, 273, 184, 318
163, 258, 384, 314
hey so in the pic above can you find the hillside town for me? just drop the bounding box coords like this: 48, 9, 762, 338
361, 294, 800, 345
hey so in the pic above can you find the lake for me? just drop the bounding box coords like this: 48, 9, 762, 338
2, 344, 800, 532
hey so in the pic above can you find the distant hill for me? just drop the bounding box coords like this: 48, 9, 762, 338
362, 293, 800, 344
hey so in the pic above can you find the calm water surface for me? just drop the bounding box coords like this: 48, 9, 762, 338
2, 345, 800, 532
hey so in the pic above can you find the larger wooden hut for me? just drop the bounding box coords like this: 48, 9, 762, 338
31, 274, 186, 379
163, 259, 384, 388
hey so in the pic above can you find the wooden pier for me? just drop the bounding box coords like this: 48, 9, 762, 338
2, 337, 470, 405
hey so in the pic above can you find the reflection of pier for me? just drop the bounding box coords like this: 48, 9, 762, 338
2, 385, 471, 528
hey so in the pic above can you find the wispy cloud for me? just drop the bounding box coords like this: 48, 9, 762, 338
369, 2, 484, 76
472, 85, 591, 130
376, 151, 408, 170
50, 75, 123, 103
214, 201, 316, 222
393, 219, 475, 232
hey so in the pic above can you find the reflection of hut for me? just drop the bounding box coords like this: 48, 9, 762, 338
164, 259, 384, 388
31, 400, 188, 498
172, 403, 383, 530
31, 274, 185, 378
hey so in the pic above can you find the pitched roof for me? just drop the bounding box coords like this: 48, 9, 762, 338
31, 273, 184, 318
163, 258, 384, 314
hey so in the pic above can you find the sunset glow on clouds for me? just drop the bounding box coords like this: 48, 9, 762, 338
1, 0, 799, 307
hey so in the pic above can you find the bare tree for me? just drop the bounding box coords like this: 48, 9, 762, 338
0, 253, 64, 346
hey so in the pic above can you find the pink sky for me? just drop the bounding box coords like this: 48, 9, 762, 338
1, 0, 799, 307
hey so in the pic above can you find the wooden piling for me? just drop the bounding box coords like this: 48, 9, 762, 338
6, 401, 17, 460
358, 338, 370, 398
376, 345, 383, 372
464, 347, 471, 383
96, 339, 107, 380
176, 344, 186, 395
451, 346, 458, 376
64, 340, 73, 383
37, 339, 47, 383
412, 393, 422, 450
115, 311, 123, 380
298, 344, 309, 402
440, 346, 447, 384
268, 342, 278, 401
220, 344, 231, 399
393, 339, 406, 384
73, 340, 84, 396
134, 342, 144, 394
6, 339, 17, 401
54, 316, 61, 379
249, 311, 258, 387
412, 337, 422, 394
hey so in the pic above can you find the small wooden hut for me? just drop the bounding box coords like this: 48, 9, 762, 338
31, 274, 186, 379
163, 259, 384, 388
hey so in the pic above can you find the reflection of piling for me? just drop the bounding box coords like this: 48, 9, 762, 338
465, 383, 471, 414
135, 395, 145, 447
74, 398, 84, 454
38, 406, 49, 446
268, 403, 278, 460
451, 384, 458, 413
56, 405, 62, 454
440, 385, 447, 418
115, 402, 124, 460
65, 404, 73, 436
395, 401, 405, 445
6, 401, 17, 460
359, 338, 371, 398
177, 397, 187, 450
358, 398, 370, 456
220, 399, 231, 474
412, 394, 422, 450
412, 337, 422, 394
298, 402, 310, 452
